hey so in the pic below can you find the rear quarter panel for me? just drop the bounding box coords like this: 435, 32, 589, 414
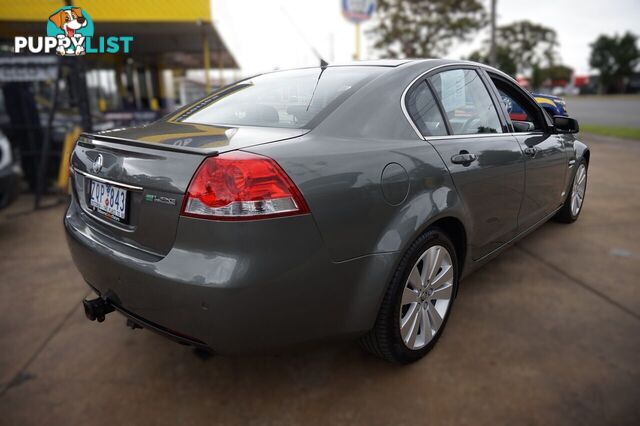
248, 135, 467, 263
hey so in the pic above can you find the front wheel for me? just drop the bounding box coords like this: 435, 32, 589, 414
554, 159, 588, 223
361, 228, 458, 364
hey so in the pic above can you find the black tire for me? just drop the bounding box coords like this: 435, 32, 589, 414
360, 227, 459, 364
553, 158, 588, 223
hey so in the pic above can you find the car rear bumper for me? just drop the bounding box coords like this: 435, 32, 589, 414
64, 201, 395, 354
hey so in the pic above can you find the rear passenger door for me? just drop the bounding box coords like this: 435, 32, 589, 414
485, 72, 568, 231
406, 66, 525, 260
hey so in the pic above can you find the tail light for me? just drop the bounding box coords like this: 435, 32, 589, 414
181, 151, 309, 220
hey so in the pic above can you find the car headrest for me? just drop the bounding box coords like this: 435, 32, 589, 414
244, 104, 280, 123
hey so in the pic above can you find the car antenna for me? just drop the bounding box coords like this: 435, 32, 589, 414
306, 64, 327, 112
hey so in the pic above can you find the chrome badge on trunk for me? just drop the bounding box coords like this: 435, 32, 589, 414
144, 194, 176, 206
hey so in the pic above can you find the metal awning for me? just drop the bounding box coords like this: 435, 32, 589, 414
0, 20, 237, 69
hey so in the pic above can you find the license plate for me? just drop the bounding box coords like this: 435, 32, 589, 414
88, 179, 128, 222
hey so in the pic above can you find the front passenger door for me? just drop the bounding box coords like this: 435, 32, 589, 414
487, 73, 567, 231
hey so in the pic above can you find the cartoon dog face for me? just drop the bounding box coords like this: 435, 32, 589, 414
49, 8, 87, 38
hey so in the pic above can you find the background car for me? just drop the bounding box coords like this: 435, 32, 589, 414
503, 92, 569, 122
0, 130, 20, 209
533, 93, 569, 116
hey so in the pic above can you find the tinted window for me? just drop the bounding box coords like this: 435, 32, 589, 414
429, 69, 502, 135
499, 90, 532, 122
406, 81, 447, 136
179, 67, 384, 129
492, 77, 545, 131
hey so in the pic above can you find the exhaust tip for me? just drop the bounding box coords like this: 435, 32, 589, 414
83, 297, 114, 322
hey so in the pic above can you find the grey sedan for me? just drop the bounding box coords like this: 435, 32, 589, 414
65, 59, 589, 363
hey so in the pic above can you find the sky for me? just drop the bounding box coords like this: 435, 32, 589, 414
212, 0, 640, 77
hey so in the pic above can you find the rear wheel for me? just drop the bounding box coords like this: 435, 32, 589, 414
361, 228, 458, 364
554, 159, 587, 223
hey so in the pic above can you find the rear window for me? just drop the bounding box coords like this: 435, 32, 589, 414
178, 67, 384, 129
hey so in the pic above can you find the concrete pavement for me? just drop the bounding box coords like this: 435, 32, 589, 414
0, 134, 639, 425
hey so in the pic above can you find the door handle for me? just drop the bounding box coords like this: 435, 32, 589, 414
524, 147, 539, 157
451, 152, 477, 165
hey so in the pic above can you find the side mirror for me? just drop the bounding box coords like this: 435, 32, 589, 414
512, 120, 535, 132
553, 116, 579, 133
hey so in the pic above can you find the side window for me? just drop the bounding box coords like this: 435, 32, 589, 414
499, 90, 532, 122
429, 69, 503, 135
405, 81, 447, 136
491, 76, 545, 132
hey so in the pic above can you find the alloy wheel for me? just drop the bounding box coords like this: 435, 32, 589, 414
399, 245, 454, 350
571, 164, 587, 216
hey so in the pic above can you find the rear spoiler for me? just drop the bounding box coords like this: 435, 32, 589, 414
79, 133, 220, 156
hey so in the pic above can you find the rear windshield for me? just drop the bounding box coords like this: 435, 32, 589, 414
178, 67, 384, 129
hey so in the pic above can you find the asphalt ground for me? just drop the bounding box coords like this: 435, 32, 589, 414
0, 133, 639, 425
566, 95, 640, 128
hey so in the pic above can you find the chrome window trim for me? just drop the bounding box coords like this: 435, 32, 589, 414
423, 131, 545, 142
72, 168, 144, 191
400, 62, 534, 141
401, 62, 470, 140
509, 131, 545, 137
425, 133, 514, 142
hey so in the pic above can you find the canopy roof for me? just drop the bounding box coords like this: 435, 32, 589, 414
0, 0, 237, 69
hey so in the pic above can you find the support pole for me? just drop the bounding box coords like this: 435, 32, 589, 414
354, 22, 361, 60
218, 50, 224, 88
34, 60, 61, 209
203, 33, 211, 93
489, 0, 497, 67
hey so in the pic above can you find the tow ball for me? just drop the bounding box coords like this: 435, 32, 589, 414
83, 297, 114, 322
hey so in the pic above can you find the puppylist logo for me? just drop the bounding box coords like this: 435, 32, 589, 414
14, 6, 133, 56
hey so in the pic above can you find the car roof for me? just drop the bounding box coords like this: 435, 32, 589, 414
327, 59, 516, 83
327, 59, 414, 67
268, 59, 511, 80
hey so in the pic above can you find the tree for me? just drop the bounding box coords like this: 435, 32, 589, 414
535, 65, 574, 87
369, 0, 487, 58
589, 32, 640, 93
469, 20, 559, 87
469, 45, 516, 76
498, 21, 558, 74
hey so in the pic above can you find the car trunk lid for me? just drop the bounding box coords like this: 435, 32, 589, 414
70, 121, 307, 256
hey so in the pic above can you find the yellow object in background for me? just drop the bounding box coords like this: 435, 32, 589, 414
534, 97, 557, 107
1, 0, 211, 22
150, 98, 159, 111
98, 98, 107, 112
57, 126, 81, 192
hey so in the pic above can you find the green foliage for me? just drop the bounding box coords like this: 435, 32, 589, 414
530, 64, 574, 90
589, 32, 640, 93
469, 20, 559, 87
369, 0, 487, 58
539, 65, 574, 82
580, 124, 640, 140
469, 45, 517, 76
498, 21, 558, 72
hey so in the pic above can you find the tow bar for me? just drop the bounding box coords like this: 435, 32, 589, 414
83, 297, 114, 322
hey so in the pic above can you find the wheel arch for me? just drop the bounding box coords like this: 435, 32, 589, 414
427, 216, 468, 277
574, 139, 590, 165
390, 212, 470, 298
582, 148, 591, 166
